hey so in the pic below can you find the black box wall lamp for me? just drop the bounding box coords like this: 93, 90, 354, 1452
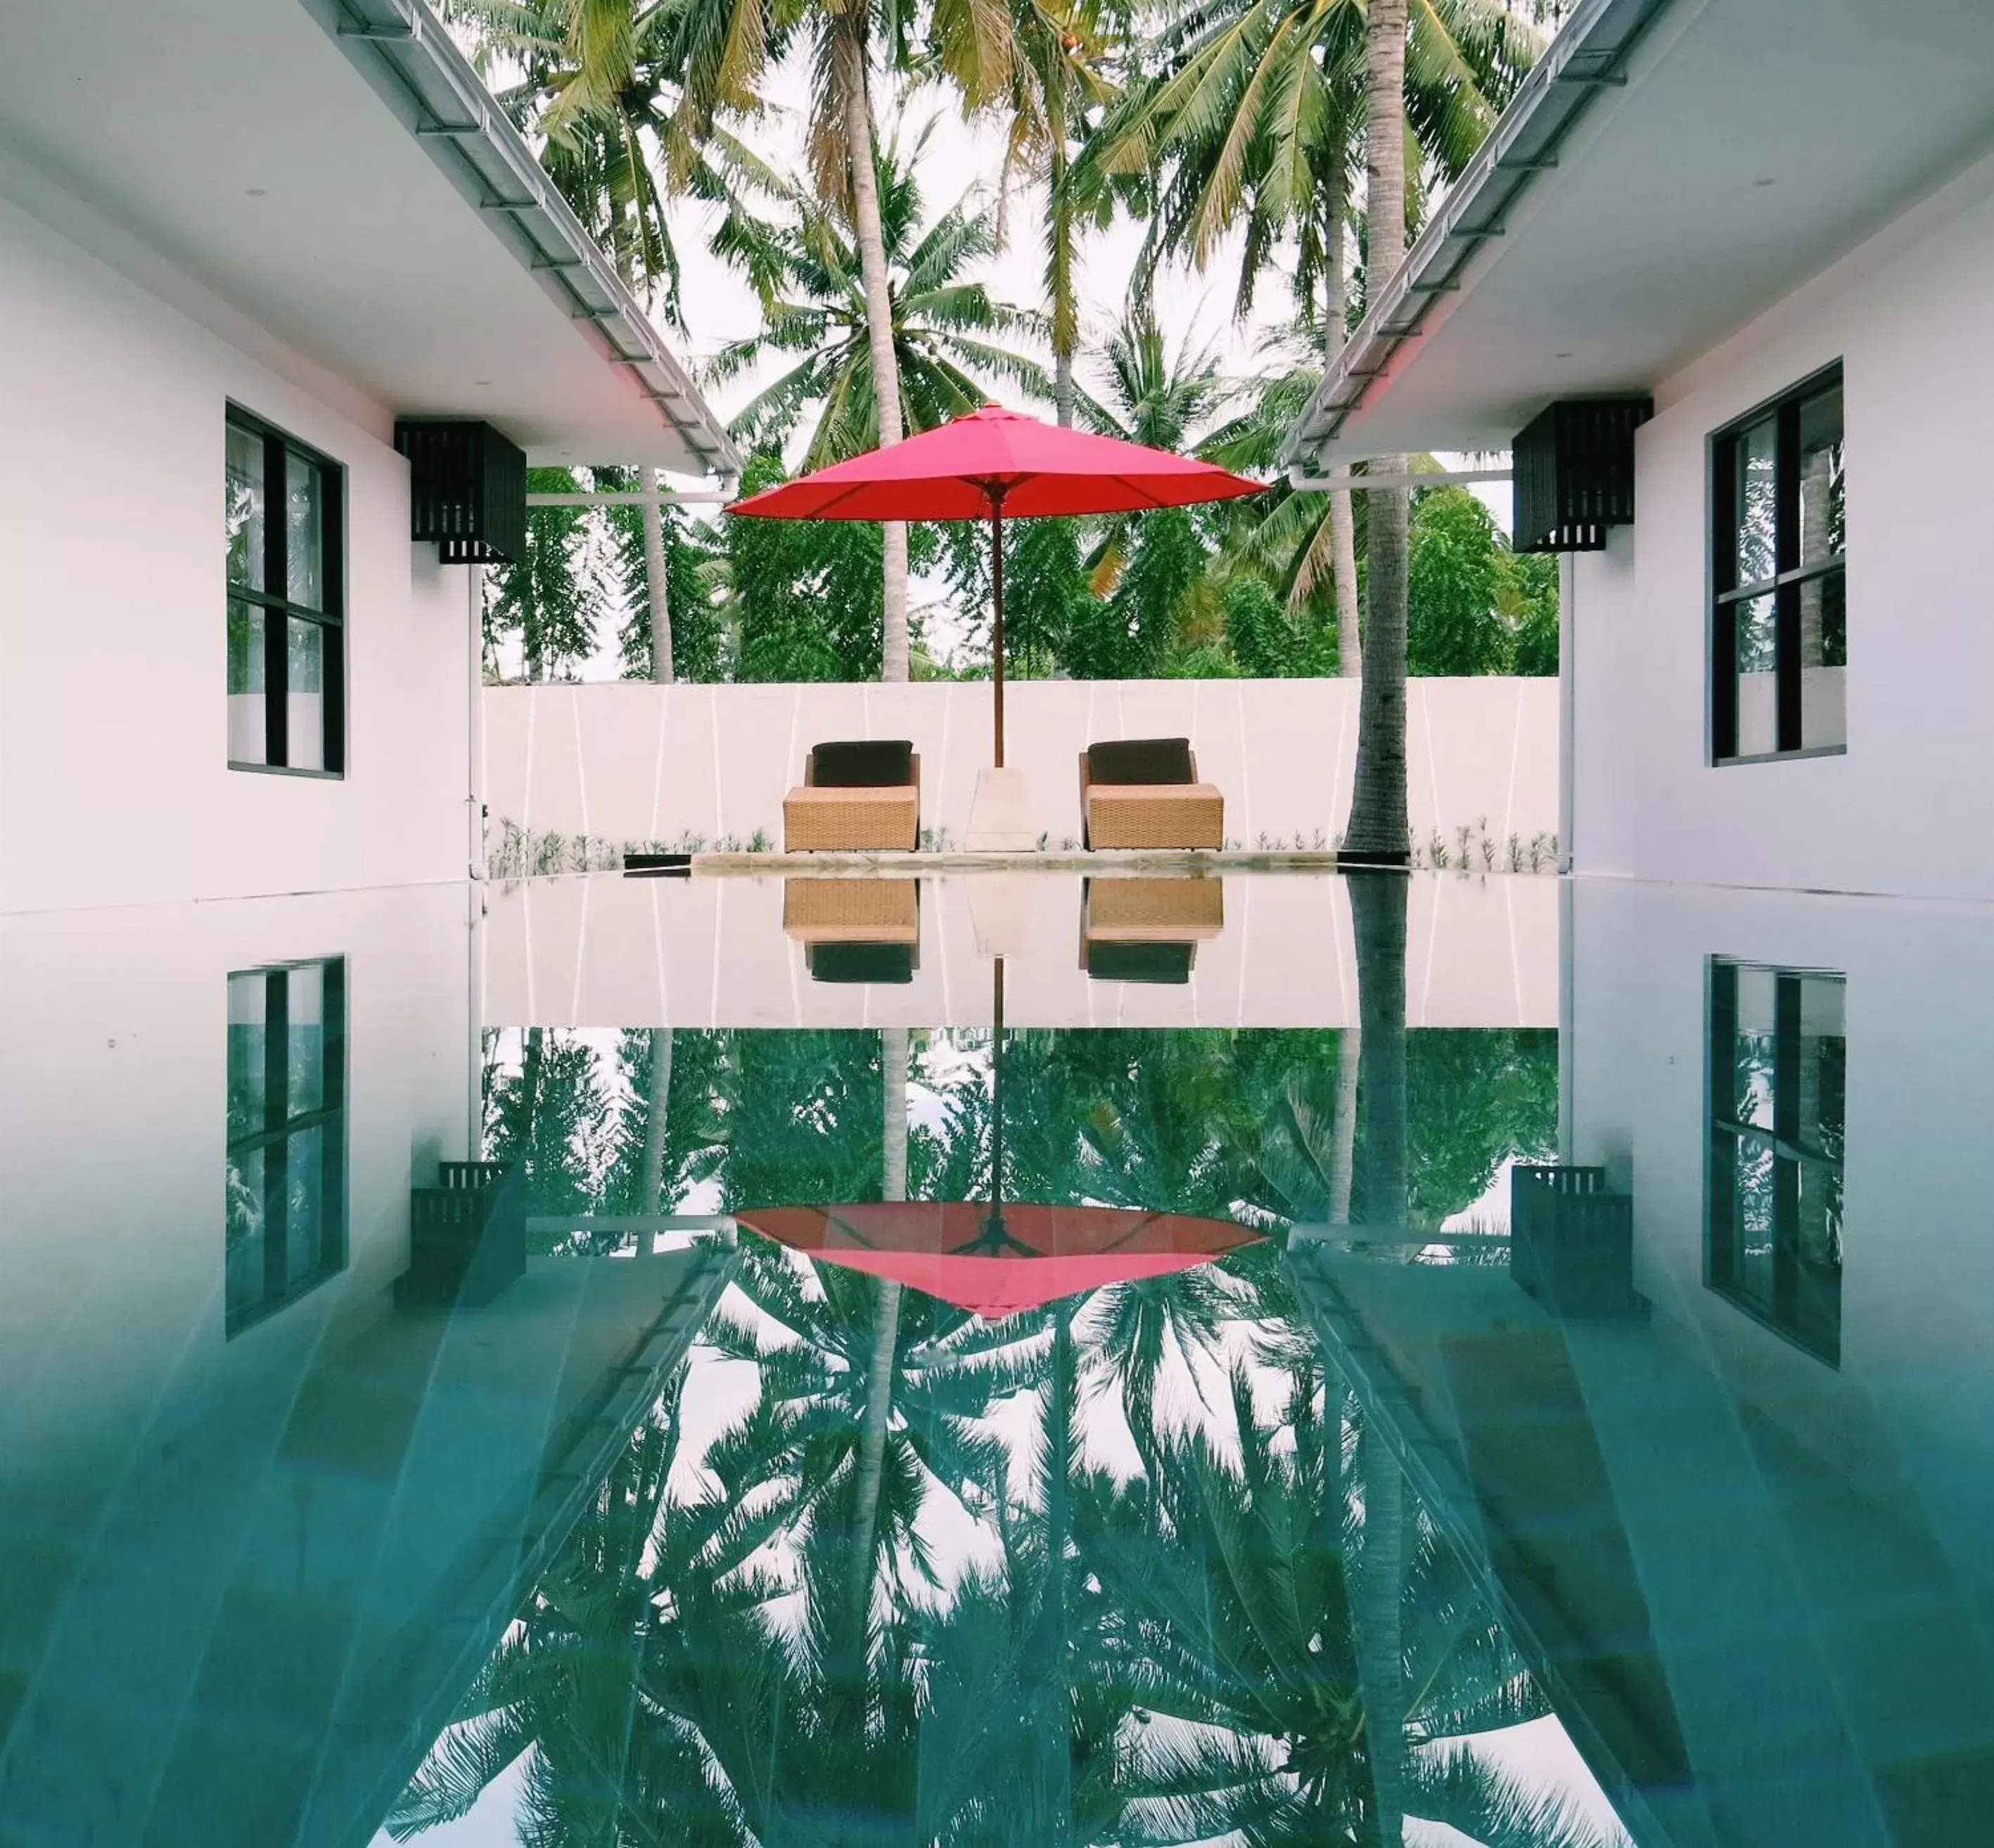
1512, 397, 1652, 553
394, 419, 528, 563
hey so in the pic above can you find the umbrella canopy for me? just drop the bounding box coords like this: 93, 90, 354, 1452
726, 404, 1263, 523
727, 405, 1262, 770
736, 1199, 1261, 1320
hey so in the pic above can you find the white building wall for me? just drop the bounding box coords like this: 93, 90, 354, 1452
0, 177, 471, 912
485, 676, 1559, 862
1570, 149, 1994, 898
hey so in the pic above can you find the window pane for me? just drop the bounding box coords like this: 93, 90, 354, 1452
287, 619, 326, 772
226, 971, 268, 1141
286, 452, 325, 610
226, 423, 265, 592
1798, 382, 1845, 565
1734, 417, 1779, 585
1732, 593, 1779, 756
229, 600, 267, 765
1798, 566, 1847, 751
286, 964, 324, 1115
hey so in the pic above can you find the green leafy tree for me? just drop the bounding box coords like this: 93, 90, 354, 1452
723, 452, 905, 680
485, 468, 619, 681
1506, 545, 1561, 676
450, 0, 748, 682
596, 469, 727, 682
1407, 484, 1509, 675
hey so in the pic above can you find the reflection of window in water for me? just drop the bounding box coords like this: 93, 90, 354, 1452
225, 959, 347, 1335
1706, 959, 1845, 1364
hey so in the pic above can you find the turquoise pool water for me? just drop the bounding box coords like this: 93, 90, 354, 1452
1, 870, 1979, 1847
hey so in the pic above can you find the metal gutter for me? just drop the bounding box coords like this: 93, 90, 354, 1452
305, 0, 741, 478
1280, 0, 1678, 467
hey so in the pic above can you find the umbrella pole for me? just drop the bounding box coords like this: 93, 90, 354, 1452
990, 501, 1005, 767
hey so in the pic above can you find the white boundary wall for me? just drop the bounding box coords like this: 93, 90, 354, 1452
485, 677, 1558, 857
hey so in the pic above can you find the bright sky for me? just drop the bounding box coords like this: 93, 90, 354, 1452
663, 53, 1296, 446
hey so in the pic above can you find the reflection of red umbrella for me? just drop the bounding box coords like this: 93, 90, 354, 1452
737, 1200, 1260, 1320
727, 405, 1260, 766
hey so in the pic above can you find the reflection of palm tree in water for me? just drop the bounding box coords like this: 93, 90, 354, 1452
1350, 871, 1411, 1847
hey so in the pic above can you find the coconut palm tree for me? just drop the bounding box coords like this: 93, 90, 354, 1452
449, 0, 748, 685
1347, 0, 1415, 860
672, 0, 1044, 684
709, 132, 1052, 467
1085, 0, 1540, 682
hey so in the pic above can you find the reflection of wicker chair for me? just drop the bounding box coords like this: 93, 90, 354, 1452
784, 879, 921, 984
1079, 739, 1223, 850
1080, 878, 1224, 985
784, 741, 921, 852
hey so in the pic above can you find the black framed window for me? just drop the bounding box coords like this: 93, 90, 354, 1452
1706, 958, 1845, 1365
226, 408, 344, 774
1710, 365, 1845, 762
225, 958, 347, 1335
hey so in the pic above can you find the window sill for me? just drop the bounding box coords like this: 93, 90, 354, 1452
229, 761, 345, 781
1711, 745, 1846, 768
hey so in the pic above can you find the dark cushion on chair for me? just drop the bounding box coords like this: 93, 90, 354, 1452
811, 740, 914, 789
1085, 941, 1194, 985
807, 942, 916, 985
1087, 737, 1194, 785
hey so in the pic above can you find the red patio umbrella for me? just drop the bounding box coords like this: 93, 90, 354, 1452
736, 1199, 1260, 1320
727, 404, 1261, 765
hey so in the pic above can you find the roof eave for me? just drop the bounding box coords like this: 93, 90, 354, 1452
1279, 0, 1678, 468
309, 0, 740, 478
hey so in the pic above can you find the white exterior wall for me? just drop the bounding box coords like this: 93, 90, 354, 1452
485, 676, 1559, 860
1570, 149, 1994, 898
0, 177, 471, 911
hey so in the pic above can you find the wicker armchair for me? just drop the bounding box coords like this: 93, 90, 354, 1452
1079, 738, 1223, 850
784, 740, 921, 852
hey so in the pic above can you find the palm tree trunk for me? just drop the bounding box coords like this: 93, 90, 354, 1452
639, 1027, 672, 1213
642, 472, 675, 683
1345, 0, 1412, 862
848, 1024, 911, 1618
836, 15, 909, 682
1324, 179, 1361, 678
